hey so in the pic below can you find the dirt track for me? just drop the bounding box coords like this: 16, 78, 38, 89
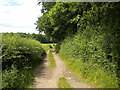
33, 50, 92, 88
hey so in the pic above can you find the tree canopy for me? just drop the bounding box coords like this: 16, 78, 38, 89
36, 2, 120, 41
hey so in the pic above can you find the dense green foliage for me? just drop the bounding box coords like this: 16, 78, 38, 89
2, 67, 34, 88
2, 34, 45, 70
2, 33, 45, 88
39, 2, 56, 14
37, 2, 120, 88
3, 32, 53, 43
59, 32, 119, 87
36, 2, 91, 41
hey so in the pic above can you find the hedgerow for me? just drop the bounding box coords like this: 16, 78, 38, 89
59, 26, 119, 87
2, 34, 45, 70
2, 66, 34, 88
36, 2, 120, 88
58, 3, 120, 88
2, 34, 45, 88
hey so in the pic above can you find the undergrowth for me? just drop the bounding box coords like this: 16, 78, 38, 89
59, 29, 119, 88
59, 55, 118, 88
2, 66, 34, 88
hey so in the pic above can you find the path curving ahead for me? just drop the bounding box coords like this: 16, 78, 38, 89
33, 50, 92, 88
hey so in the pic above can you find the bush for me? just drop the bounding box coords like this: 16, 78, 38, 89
2, 34, 45, 70
2, 65, 34, 88
2, 34, 46, 88
59, 25, 119, 88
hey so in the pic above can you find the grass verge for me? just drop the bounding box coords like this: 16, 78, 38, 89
59, 54, 118, 88
48, 50, 56, 68
58, 77, 72, 88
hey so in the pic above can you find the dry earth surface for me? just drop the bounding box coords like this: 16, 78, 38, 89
33, 50, 92, 88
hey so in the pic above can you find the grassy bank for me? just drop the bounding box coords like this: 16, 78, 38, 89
59, 55, 118, 88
